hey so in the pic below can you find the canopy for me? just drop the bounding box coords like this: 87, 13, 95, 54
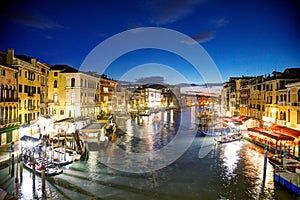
20, 135, 39, 142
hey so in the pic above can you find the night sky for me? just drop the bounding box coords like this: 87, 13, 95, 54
1, 0, 300, 84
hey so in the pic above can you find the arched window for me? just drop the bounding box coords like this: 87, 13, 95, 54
71, 78, 75, 87
54, 80, 57, 88
288, 91, 290, 102
298, 89, 300, 102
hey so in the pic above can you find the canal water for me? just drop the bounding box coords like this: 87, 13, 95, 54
2, 107, 298, 199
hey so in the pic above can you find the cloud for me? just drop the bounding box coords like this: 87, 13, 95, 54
136, 76, 166, 84
11, 13, 64, 29
182, 31, 215, 45
144, 0, 204, 25
211, 18, 229, 28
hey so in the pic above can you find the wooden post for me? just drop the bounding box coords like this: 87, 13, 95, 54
283, 145, 287, 170
32, 159, 36, 192
41, 168, 45, 194
263, 141, 268, 172
275, 140, 278, 155
8, 152, 11, 175
293, 145, 296, 159
20, 160, 23, 183
14, 175, 18, 199
279, 142, 282, 155
14, 154, 19, 199
64, 144, 66, 161
11, 154, 14, 178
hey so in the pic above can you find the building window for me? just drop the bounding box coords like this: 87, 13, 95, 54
60, 110, 64, 115
71, 93, 75, 103
25, 71, 27, 78
54, 72, 58, 76
1, 69, 5, 76
298, 90, 300, 102
54, 80, 57, 88
54, 94, 58, 103
288, 91, 290, 102
19, 84, 22, 93
19, 70, 22, 77
297, 111, 300, 124
71, 78, 75, 87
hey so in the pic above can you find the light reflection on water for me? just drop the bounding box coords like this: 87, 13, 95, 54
1, 108, 297, 199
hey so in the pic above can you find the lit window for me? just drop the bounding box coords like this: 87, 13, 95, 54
1, 69, 5, 76
54, 94, 58, 102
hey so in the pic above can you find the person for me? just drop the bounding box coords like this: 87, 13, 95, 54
11, 141, 14, 152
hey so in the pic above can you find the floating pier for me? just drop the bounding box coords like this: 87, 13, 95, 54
274, 169, 300, 195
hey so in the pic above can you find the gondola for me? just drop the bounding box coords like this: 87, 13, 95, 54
23, 157, 63, 176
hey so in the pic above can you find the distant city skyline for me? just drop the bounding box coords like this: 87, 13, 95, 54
1, 0, 299, 84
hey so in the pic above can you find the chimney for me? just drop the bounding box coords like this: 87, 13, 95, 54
31, 58, 37, 67
7, 48, 14, 65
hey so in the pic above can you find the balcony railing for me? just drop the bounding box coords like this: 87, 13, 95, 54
277, 101, 287, 106
0, 118, 19, 125
0, 98, 19, 102
288, 102, 300, 107
276, 119, 286, 127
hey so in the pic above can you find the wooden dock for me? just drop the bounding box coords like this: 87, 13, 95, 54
274, 169, 300, 195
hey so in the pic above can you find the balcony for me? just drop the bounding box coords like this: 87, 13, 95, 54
277, 119, 286, 127
0, 98, 19, 103
13, 58, 39, 72
288, 102, 300, 107
277, 101, 287, 106
0, 118, 19, 126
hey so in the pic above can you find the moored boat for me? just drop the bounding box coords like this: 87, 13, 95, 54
23, 157, 63, 176
215, 133, 242, 143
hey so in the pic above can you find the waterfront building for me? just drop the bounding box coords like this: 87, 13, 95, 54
6, 49, 42, 137
113, 84, 129, 113
48, 65, 100, 121
144, 87, 162, 108
161, 86, 180, 109
99, 74, 116, 114
240, 79, 252, 116
222, 68, 300, 141
249, 76, 265, 122
222, 77, 252, 116
0, 52, 19, 145
37, 62, 50, 116
285, 81, 300, 131
262, 69, 300, 131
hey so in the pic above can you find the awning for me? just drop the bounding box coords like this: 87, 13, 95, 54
248, 127, 295, 141
272, 126, 300, 138
20, 135, 39, 142
0, 125, 19, 134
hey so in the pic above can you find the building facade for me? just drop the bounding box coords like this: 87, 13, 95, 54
0, 54, 19, 145
48, 65, 100, 121
222, 68, 300, 131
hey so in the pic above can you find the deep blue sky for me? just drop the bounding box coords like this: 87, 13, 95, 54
1, 0, 299, 84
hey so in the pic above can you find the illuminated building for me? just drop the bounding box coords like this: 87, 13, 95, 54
6, 49, 41, 137
37, 62, 50, 116
99, 74, 116, 114
0, 52, 19, 145
48, 65, 100, 120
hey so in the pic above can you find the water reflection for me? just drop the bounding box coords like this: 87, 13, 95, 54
220, 142, 242, 181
